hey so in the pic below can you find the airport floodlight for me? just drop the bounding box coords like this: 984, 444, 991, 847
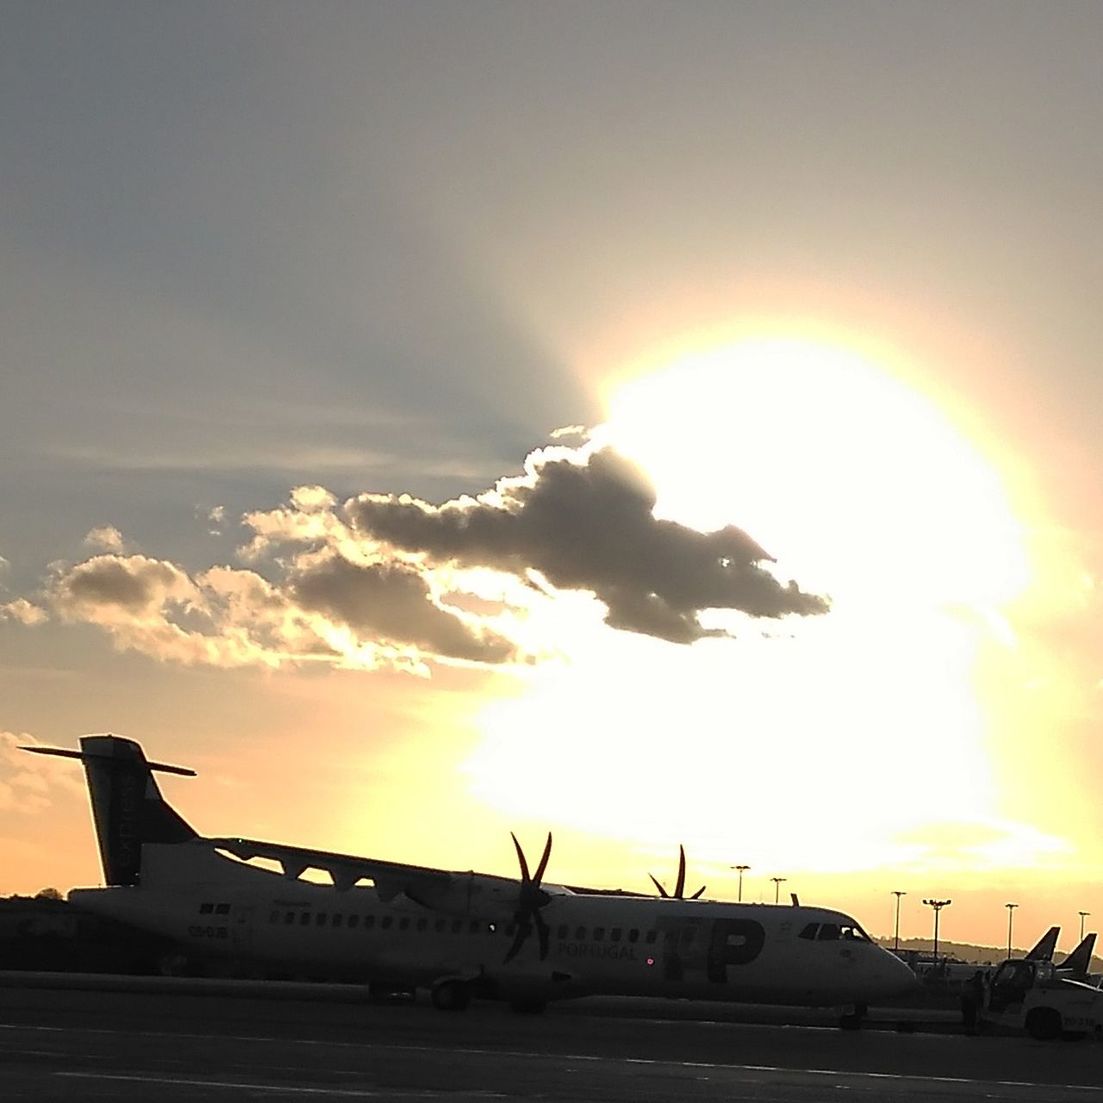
1005, 903, 1018, 960
922, 898, 952, 966
770, 876, 787, 904
730, 865, 751, 903
891, 891, 907, 952
1079, 911, 1091, 941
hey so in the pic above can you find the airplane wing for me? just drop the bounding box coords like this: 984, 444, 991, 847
207, 836, 532, 916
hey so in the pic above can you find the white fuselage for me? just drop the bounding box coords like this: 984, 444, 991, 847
70, 842, 915, 1008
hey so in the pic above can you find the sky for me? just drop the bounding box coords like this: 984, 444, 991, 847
3, 1, 1103, 952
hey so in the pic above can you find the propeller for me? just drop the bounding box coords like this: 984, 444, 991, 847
503, 831, 553, 964
649, 845, 706, 900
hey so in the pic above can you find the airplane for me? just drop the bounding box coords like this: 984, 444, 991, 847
24, 734, 917, 1026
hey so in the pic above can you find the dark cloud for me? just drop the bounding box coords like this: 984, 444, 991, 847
290, 554, 516, 664
345, 447, 828, 644
55, 555, 193, 618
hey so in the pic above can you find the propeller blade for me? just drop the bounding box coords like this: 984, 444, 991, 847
649, 873, 670, 898
533, 832, 552, 886
535, 912, 551, 960
674, 845, 687, 899
510, 832, 531, 884
504, 920, 530, 964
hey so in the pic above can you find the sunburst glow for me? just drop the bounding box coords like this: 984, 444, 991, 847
466, 335, 1045, 880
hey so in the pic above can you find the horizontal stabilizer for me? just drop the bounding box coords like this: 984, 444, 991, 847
21, 745, 196, 776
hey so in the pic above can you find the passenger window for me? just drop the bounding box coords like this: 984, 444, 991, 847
199, 903, 213, 915
645, 930, 657, 944
416, 918, 427, 932
269, 910, 279, 924
332, 914, 343, 928
451, 919, 463, 934
663, 930, 676, 946
300, 912, 311, 926
798, 923, 818, 940
611, 928, 622, 942
381, 916, 393, 930
469, 920, 480, 933
574, 926, 587, 940
594, 927, 605, 942
399, 917, 410, 931
364, 915, 375, 930
434, 918, 446, 933
628, 929, 639, 943
317, 913, 328, 926
348, 914, 360, 929
817, 924, 841, 941
284, 912, 295, 925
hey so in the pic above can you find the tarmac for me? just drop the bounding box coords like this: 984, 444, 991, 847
1, 974, 1100, 1101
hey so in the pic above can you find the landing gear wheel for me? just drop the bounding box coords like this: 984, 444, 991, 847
839, 1002, 867, 1031
431, 979, 472, 1012
1025, 1007, 1061, 1041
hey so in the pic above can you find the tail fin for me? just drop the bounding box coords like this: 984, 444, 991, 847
22, 734, 197, 886
1059, 932, 1097, 979
1025, 925, 1060, 962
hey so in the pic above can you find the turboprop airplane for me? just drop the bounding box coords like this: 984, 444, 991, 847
25, 734, 916, 1025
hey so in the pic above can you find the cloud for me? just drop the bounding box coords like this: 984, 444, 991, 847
289, 553, 515, 664
344, 446, 828, 644
0, 732, 83, 814
53, 555, 196, 622
83, 525, 127, 553
11, 440, 826, 671
39, 548, 514, 672
1, 599, 47, 626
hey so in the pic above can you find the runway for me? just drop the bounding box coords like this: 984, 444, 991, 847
2, 982, 1100, 1101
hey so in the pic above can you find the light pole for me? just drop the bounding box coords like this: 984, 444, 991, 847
771, 876, 787, 904
731, 865, 750, 903
1079, 911, 1090, 941
1005, 903, 1018, 959
892, 891, 907, 953
922, 898, 951, 967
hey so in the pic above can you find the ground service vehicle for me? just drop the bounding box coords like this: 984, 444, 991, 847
980, 955, 1103, 1040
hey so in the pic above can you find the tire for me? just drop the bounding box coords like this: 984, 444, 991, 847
1025, 1007, 1061, 1041
431, 979, 472, 1012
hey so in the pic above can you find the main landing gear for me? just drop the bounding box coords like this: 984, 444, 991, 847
838, 1002, 867, 1030
431, 979, 472, 1012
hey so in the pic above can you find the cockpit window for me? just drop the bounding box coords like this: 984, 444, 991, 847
839, 925, 870, 942
798, 923, 818, 940
817, 923, 841, 941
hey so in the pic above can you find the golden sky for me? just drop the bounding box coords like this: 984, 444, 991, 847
3, 4, 1103, 952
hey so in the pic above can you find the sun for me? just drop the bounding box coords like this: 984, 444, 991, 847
463, 333, 1051, 887
598, 336, 1030, 614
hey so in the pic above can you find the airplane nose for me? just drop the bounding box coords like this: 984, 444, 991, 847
877, 950, 919, 996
